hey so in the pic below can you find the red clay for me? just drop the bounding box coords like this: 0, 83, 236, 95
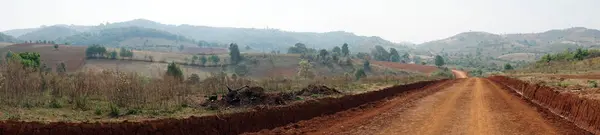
370, 61, 439, 74
489, 76, 600, 134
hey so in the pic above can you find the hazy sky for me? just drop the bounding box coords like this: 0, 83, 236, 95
1, 0, 599, 43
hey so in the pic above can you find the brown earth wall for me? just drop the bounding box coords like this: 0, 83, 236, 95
0, 80, 443, 135
488, 76, 600, 134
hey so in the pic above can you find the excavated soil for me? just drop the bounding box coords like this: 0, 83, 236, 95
489, 76, 600, 134
0, 80, 440, 135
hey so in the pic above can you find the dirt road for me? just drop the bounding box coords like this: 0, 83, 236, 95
250, 78, 589, 135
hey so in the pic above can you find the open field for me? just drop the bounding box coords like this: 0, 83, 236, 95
0, 43, 86, 72
370, 60, 439, 74
82, 59, 221, 79
0, 42, 13, 48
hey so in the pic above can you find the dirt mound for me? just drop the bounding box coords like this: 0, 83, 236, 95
202, 86, 294, 109
297, 84, 341, 96
489, 76, 600, 134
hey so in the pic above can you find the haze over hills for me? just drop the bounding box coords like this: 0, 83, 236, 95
2, 19, 413, 53
0, 33, 18, 43
416, 27, 600, 59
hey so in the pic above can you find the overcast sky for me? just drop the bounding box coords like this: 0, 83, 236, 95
1, 0, 598, 43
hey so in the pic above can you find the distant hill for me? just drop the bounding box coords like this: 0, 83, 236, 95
416, 27, 600, 59
18, 26, 79, 41
2, 28, 38, 37
57, 27, 200, 50
2, 19, 412, 53
0, 32, 19, 43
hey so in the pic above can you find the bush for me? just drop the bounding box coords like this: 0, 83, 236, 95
355, 68, 367, 80
588, 80, 598, 88
431, 67, 455, 78
49, 98, 62, 108
94, 107, 103, 115
109, 104, 120, 117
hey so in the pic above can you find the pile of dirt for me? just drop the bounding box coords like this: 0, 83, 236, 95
202, 86, 294, 109
296, 84, 341, 96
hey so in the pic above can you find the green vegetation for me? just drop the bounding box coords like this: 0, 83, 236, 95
431, 67, 455, 78
85, 45, 108, 58
209, 55, 220, 65
297, 60, 315, 79
6, 52, 41, 69
389, 48, 400, 62
229, 43, 242, 64
355, 68, 367, 80
166, 62, 183, 80
539, 48, 598, 63
342, 43, 350, 56
200, 55, 208, 66
119, 47, 134, 59
504, 63, 513, 71
434, 55, 445, 67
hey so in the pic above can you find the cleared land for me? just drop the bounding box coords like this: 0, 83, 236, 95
370, 61, 439, 74
0, 43, 86, 72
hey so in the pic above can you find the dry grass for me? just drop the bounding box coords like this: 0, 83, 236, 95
0, 58, 443, 122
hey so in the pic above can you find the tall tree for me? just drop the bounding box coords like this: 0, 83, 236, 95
332, 46, 341, 54
319, 49, 329, 60
297, 60, 315, 79
371, 45, 390, 61
229, 43, 242, 64
389, 48, 400, 62
435, 55, 445, 67
166, 62, 183, 80
341, 43, 350, 56
200, 55, 208, 66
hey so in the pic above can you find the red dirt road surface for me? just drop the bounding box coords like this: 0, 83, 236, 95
248, 78, 590, 135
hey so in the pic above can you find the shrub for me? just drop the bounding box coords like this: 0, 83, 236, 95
49, 98, 62, 108
94, 107, 103, 115
355, 68, 367, 80
588, 80, 598, 88
109, 104, 120, 117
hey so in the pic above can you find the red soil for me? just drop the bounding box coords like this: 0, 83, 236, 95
489, 76, 600, 134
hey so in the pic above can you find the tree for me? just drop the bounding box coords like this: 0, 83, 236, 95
109, 50, 118, 59
574, 48, 589, 60
413, 56, 422, 64
288, 43, 308, 54
319, 49, 329, 60
504, 63, 514, 71
354, 68, 367, 80
85, 45, 107, 58
363, 60, 371, 72
402, 53, 410, 62
200, 55, 208, 66
229, 43, 242, 64
371, 45, 390, 61
297, 60, 315, 78
209, 55, 220, 65
17, 52, 41, 68
389, 48, 400, 62
191, 55, 199, 65
435, 55, 445, 67
332, 46, 341, 54
166, 62, 184, 80
119, 47, 134, 59
187, 73, 200, 84
54, 44, 59, 51
56, 62, 67, 73
342, 43, 350, 56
